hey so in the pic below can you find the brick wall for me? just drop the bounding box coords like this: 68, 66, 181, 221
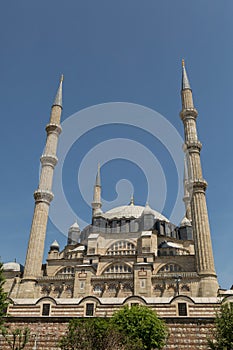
0, 317, 215, 350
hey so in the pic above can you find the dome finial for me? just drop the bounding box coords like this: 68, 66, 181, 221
130, 194, 134, 206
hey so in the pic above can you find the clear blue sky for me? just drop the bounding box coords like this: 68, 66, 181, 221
0, 1, 232, 289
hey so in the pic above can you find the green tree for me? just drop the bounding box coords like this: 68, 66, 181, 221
111, 305, 168, 350
1, 327, 30, 350
59, 306, 168, 350
59, 317, 142, 350
59, 318, 114, 350
0, 262, 9, 325
208, 303, 233, 350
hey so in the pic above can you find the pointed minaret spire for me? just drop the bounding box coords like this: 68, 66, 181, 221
180, 62, 218, 297
92, 164, 102, 216
182, 59, 191, 90
95, 163, 101, 187
53, 74, 63, 108
181, 60, 195, 111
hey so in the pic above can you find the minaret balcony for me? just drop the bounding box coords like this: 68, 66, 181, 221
34, 189, 54, 204
92, 201, 102, 209
185, 140, 202, 151
180, 108, 198, 120
45, 123, 62, 135
40, 154, 58, 167
189, 179, 208, 192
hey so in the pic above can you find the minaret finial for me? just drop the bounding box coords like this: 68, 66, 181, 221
53, 74, 63, 108
181, 59, 191, 90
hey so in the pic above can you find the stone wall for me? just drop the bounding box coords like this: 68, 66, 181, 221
0, 317, 215, 350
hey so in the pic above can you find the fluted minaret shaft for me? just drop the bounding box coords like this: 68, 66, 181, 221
183, 156, 192, 221
92, 164, 102, 216
180, 61, 218, 296
23, 76, 63, 279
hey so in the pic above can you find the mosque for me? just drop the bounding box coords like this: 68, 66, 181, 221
2, 62, 233, 350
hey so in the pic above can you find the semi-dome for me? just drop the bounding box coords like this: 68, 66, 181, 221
3, 262, 23, 272
103, 203, 169, 222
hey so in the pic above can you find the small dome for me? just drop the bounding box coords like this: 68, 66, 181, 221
69, 221, 80, 231
50, 240, 60, 251
180, 216, 192, 227
3, 262, 23, 272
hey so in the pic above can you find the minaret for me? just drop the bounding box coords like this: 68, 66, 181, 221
183, 156, 192, 221
91, 164, 102, 216
180, 60, 218, 297
23, 76, 63, 281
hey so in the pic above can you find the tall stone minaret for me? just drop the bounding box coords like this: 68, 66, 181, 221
23, 76, 63, 282
91, 164, 102, 216
180, 60, 219, 297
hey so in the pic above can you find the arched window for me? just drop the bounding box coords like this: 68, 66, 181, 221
106, 241, 136, 255
158, 264, 183, 273
56, 267, 75, 276
104, 263, 132, 274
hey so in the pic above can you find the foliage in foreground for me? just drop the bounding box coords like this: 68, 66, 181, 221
59, 317, 126, 350
1, 327, 30, 350
112, 305, 168, 350
59, 305, 168, 350
208, 303, 233, 350
0, 262, 9, 325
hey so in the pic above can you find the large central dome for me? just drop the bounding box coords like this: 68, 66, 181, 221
103, 203, 169, 222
